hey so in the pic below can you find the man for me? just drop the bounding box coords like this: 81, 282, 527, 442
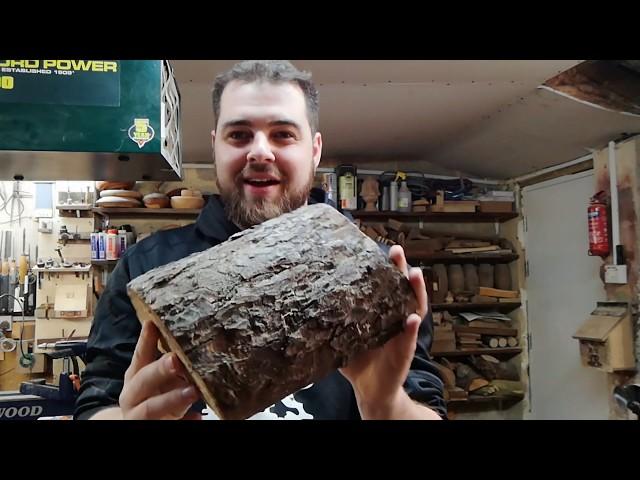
75, 60, 446, 420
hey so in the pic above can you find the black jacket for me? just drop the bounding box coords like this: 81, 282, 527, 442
74, 195, 446, 420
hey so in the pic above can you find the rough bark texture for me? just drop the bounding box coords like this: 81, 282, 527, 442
127, 203, 418, 420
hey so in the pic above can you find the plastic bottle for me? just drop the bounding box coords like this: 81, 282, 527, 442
390, 181, 398, 211
381, 186, 390, 211
90, 231, 98, 260
118, 229, 128, 256
398, 181, 412, 212
106, 229, 118, 260
98, 230, 106, 260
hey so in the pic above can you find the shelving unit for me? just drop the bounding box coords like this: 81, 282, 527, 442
92, 208, 202, 218
408, 252, 518, 265
351, 211, 518, 223
448, 393, 525, 411
432, 347, 522, 358
353, 205, 524, 415
431, 302, 521, 313
91, 259, 118, 267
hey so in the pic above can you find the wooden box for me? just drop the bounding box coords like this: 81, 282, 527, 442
573, 302, 635, 372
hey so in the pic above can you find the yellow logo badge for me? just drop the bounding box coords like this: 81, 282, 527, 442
128, 118, 155, 148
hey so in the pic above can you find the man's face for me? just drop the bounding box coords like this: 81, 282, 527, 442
212, 80, 322, 228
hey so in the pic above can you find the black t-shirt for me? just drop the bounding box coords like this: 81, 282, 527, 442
75, 195, 447, 420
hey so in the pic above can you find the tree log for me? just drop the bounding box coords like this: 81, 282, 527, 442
433, 361, 456, 388
127, 203, 417, 420
469, 355, 499, 380
455, 363, 489, 392
495, 361, 520, 381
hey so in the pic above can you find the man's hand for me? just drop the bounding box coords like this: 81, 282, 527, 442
93, 321, 201, 420
340, 245, 440, 420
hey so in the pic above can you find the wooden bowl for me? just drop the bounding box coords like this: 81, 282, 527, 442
101, 189, 143, 199
171, 196, 205, 209
96, 196, 142, 208
143, 193, 170, 209
96, 181, 136, 192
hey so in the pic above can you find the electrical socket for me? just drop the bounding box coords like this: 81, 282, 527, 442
605, 265, 628, 284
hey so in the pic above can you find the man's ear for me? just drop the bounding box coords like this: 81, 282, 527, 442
312, 132, 323, 169
211, 129, 216, 149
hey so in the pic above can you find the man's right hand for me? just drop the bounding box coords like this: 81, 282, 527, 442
91, 321, 200, 420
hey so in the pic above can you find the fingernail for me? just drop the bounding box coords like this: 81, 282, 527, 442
182, 386, 197, 400
165, 354, 176, 372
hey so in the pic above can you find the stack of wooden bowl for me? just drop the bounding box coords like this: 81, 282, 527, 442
170, 189, 205, 209
142, 192, 171, 209
95, 181, 142, 208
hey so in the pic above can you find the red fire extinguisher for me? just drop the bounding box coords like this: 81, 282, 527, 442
588, 191, 610, 257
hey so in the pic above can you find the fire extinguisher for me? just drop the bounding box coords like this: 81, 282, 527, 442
588, 191, 610, 257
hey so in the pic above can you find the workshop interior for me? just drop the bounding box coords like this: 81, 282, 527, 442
1, 59, 640, 420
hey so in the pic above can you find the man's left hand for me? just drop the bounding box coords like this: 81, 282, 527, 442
340, 245, 441, 420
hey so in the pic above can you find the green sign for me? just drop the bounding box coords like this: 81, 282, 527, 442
0, 60, 121, 107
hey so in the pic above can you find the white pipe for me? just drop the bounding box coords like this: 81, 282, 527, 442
183, 162, 503, 185
511, 153, 593, 183
316, 167, 502, 185
609, 141, 620, 264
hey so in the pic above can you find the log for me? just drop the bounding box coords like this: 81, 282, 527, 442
127, 203, 417, 420
495, 361, 520, 381
469, 355, 499, 380
363, 226, 379, 241
507, 336, 518, 347
446, 240, 492, 249
404, 239, 446, 257
477, 287, 519, 298
471, 295, 498, 303
487, 337, 499, 348
432, 264, 448, 304
478, 264, 494, 288
494, 264, 512, 290
455, 364, 489, 392
370, 223, 388, 238
447, 387, 468, 400
448, 264, 464, 293
473, 379, 524, 398
463, 264, 479, 291
387, 219, 409, 232
433, 361, 456, 388
498, 337, 508, 348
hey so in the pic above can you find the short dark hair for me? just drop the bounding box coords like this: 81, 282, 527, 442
212, 60, 319, 134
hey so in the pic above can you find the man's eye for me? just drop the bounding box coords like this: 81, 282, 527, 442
274, 131, 295, 139
229, 131, 251, 140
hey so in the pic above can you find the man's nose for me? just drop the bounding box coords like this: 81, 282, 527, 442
247, 132, 275, 163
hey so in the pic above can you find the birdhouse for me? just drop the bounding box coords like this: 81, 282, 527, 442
572, 302, 635, 372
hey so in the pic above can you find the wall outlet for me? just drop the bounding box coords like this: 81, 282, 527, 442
38, 220, 53, 233
605, 264, 628, 284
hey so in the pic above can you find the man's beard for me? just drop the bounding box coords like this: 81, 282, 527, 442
218, 163, 315, 229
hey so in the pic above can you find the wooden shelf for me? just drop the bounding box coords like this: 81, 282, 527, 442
33, 266, 91, 273
92, 208, 202, 217
91, 259, 119, 266
431, 302, 521, 313
409, 252, 519, 265
433, 347, 522, 358
57, 204, 93, 211
448, 393, 524, 409
453, 325, 518, 337
350, 211, 518, 223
